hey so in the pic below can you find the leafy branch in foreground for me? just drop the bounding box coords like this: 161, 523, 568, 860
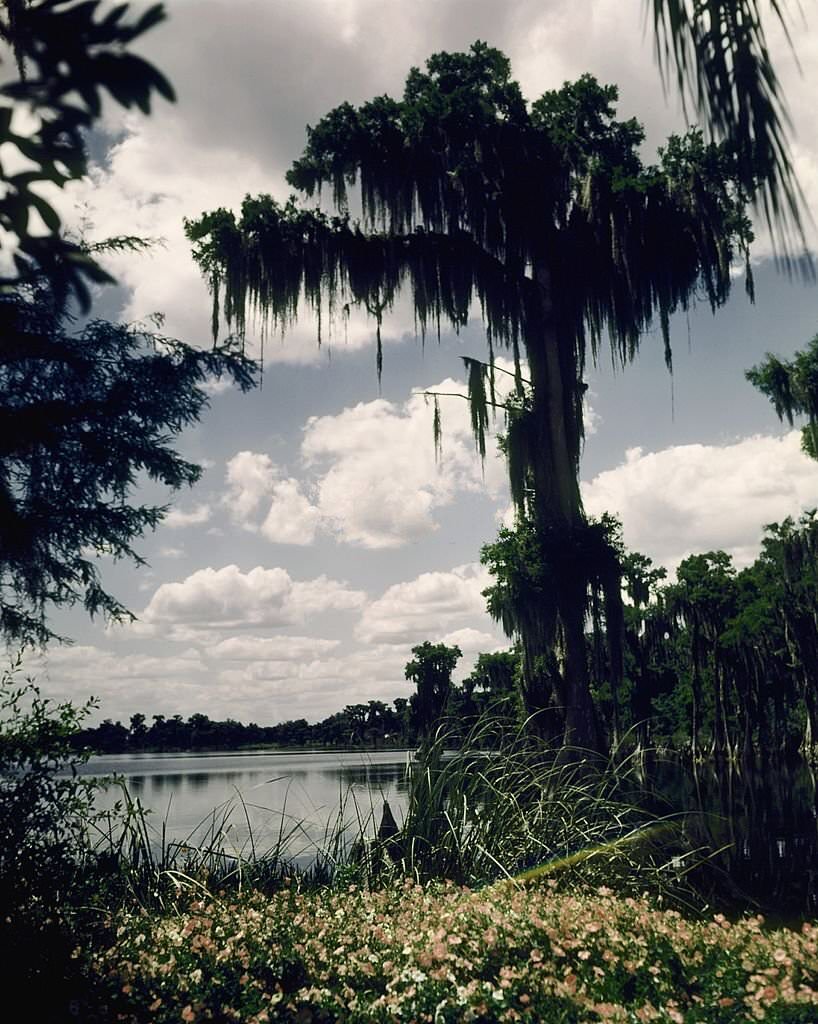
0, 0, 175, 309
0, 283, 257, 645
651, 0, 810, 268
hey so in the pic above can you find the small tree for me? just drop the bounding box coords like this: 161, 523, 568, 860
405, 641, 462, 744
0, 657, 106, 1011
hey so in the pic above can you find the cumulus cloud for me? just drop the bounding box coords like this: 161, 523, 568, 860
164, 503, 212, 528
356, 562, 498, 645
206, 635, 339, 661
223, 365, 511, 549
224, 451, 322, 545
439, 627, 507, 655
302, 382, 508, 547
137, 564, 366, 633
33, 645, 210, 722
582, 431, 818, 571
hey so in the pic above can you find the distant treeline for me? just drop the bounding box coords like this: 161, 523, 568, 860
75, 699, 416, 753
73, 649, 522, 754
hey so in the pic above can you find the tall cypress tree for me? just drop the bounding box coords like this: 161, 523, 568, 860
187, 43, 754, 751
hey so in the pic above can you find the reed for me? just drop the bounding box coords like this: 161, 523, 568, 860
357, 709, 699, 909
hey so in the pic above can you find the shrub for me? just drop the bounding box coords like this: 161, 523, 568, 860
0, 657, 106, 1019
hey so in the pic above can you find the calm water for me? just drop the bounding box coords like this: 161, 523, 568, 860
81, 749, 413, 866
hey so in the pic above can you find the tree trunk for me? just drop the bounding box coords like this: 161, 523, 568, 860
526, 260, 602, 754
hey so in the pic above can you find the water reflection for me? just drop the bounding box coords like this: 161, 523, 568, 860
644, 756, 818, 919
320, 763, 409, 790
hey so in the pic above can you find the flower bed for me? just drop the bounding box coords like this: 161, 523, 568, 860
90, 880, 818, 1022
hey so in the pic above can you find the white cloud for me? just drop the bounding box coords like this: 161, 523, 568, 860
224, 365, 512, 549
158, 546, 185, 559
259, 478, 323, 545
224, 452, 278, 523
206, 635, 339, 661
356, 562, 498, 645
582, 431, 818, 572
439, 627, 506, 656
33, 645, 209, 720
164, 503, 212, 528
224, 451, 323, 545
302, 382, 507, 548
137, 564, 366, 633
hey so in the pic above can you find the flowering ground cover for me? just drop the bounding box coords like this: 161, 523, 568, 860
89, 879, 818, 1023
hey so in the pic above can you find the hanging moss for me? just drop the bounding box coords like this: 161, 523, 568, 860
747, 335, 818, 461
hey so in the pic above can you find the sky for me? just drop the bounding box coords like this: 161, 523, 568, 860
23, 0, 818, 727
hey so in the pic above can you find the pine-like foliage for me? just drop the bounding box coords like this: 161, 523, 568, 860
0, 284, 256, 645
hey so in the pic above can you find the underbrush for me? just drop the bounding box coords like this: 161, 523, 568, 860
89, 879, 818, 1023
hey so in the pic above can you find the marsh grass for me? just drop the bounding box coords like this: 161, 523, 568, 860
364, 711, 704, 911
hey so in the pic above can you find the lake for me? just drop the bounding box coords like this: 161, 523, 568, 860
81, 748, 413, 868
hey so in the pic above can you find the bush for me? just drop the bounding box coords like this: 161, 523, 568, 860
0, 656, 107, 1019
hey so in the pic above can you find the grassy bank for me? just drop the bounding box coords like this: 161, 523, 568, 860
86, 880, 818, 1023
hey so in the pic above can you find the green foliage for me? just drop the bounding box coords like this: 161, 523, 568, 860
77, 698, 413, 753
405, 640, 462, 741
613, 514, 818, 760
385, 715, 679, 897
651, 0, 807, 264
0, 283, 256, 645
0, 657, 101, 906
0, 0, 175, 310
0, 656, 108, 1014
747, 336, 818, 460
480, 513, 624, 743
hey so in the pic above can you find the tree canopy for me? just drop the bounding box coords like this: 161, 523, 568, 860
405, 640, 462, 743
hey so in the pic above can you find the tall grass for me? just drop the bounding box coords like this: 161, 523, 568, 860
367, 710, 698, 907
